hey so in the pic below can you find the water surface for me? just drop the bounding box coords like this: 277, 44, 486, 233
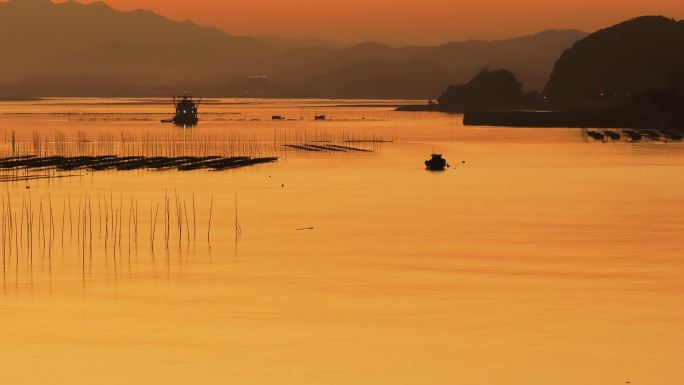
0, 98, 682, 385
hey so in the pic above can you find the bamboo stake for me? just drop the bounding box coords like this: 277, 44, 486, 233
207, 196, 213, 246
192, 193, 196, 241
68, 194, 72, 240
151, 202, 159, 251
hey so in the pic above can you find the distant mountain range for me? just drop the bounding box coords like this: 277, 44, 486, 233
0, 0, 586, 98
279, 30, 587, 99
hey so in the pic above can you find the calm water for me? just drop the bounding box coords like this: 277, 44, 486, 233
0, 99, 682, 385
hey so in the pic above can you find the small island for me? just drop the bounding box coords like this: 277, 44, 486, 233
398, 68, 536, 113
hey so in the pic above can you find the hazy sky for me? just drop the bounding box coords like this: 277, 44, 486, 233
70, 0, 684, 44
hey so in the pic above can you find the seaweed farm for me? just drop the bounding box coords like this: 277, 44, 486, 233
0, 155, 279, 174
1, 98, 683, 385
0, 127, 383, 158
0, 101, 386, 183
583, 128, 684, 142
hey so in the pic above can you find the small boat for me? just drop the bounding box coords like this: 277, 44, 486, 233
660, 129, 683, 141
314, 115, 327, 121
624, 130, 642, 141
641, 130, 661, 140
604, 130, 621, 140
587, 131, 605, 141
272, 115, 285, 121
425, 154, 448, 171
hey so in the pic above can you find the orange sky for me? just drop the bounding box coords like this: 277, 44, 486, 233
70, 0, 684, 44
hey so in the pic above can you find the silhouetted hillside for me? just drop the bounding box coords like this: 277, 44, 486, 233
463, 70, 684, 129
611, 70, 684, 127
398, 68, 533, 112
544, 16, 684, 105
437, 69, 531, 112
463, 18, 684, 129
0, 0, 586, 97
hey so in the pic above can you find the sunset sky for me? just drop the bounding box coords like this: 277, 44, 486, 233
60, 0, 684, 44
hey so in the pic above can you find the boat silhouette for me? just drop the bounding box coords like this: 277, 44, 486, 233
161, 94, 200, 126
425, 154, 448, 171
587, 131, 605, 141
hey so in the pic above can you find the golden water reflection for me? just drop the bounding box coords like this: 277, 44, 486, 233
0, 99, 682, 385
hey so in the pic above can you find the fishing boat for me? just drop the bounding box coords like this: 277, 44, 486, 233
624, 130, 642, 141
587, 131, 605, 141
162, 94, 200, 126
604, 130, 621, 140
660, 129, 683, 141
641, 130, 661, 140
425, 154, 448, 171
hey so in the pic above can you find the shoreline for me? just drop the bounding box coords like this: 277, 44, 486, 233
462, 110, 680, 129
398, 105, 684, 130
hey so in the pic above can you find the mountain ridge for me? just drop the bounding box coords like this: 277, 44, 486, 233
0, 0, 587, 97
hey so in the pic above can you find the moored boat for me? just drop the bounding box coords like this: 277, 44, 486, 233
661, 129, 683, 141
624, 130, 642, 141
587, 131, 605, 141
425, 154, 448, 171
604, 130, 621, 140
162, 94, 200, 126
